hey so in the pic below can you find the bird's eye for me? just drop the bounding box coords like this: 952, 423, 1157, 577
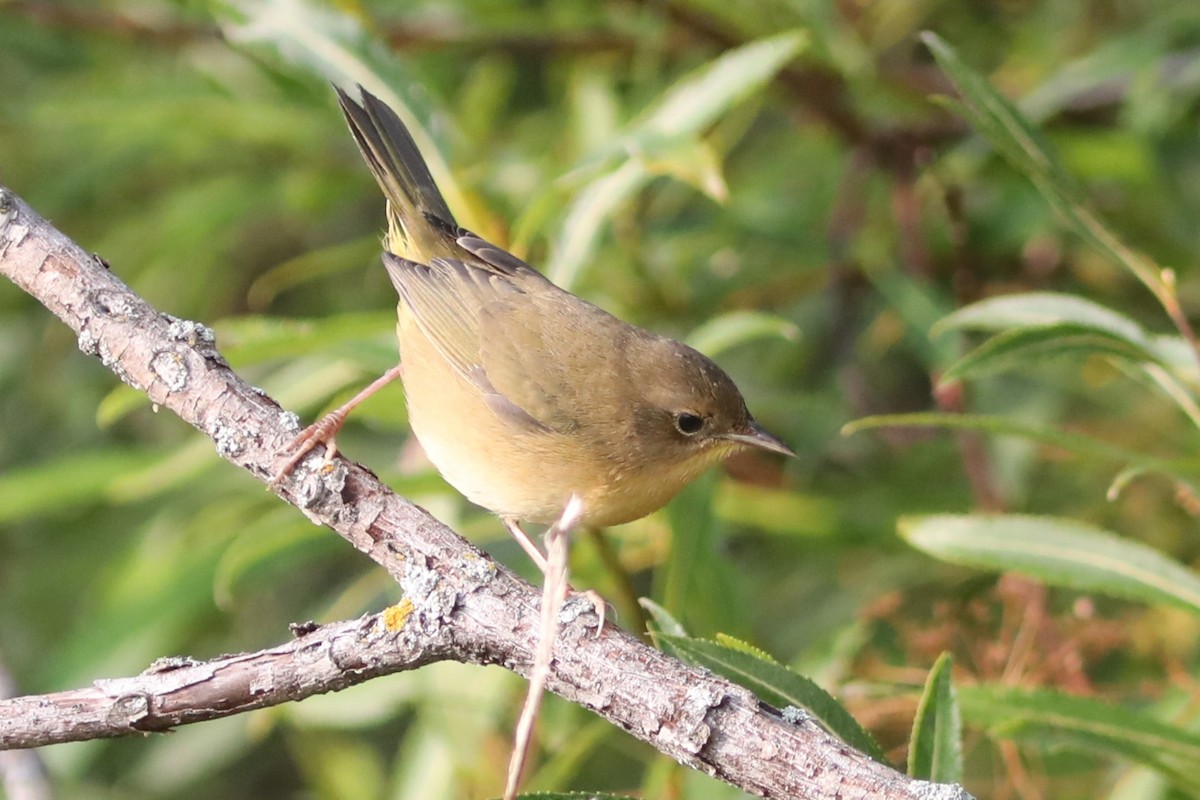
674, 412, 705, 436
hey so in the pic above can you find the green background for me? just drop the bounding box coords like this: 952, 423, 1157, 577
2, 1, 1200, 798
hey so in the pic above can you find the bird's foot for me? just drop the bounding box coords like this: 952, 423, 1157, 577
566, 588, 608, 637
272, 411, 347, 485
270, 363, 404, 486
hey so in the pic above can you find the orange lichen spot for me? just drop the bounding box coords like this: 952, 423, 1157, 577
384, 598, 415, 631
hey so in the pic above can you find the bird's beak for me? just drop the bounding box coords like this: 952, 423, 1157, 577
723, 420, 796, 457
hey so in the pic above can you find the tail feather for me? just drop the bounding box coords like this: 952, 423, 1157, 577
335, 85, 456, 260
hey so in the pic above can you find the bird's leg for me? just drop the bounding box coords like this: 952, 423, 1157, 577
272, 364, 404, 484
503, 518, 607, 631
504, 495, 583, 800
503, 518, 549, 572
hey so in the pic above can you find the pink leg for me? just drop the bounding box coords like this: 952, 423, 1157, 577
503, 518, 549, 572
502, 519, 606, 633
273, 364, 404, 483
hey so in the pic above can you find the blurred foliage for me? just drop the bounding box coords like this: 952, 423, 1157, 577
4, 0, 1200, 798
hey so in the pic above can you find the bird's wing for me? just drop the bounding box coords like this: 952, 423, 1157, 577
477, 290, 629, 435
385, 253, 569, 433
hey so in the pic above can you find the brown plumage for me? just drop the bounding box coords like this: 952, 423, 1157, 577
334, 85, 793, 527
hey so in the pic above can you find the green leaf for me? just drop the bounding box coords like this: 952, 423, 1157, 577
212, 513, 336, 607
290, 732, 387, 800
245, 236, 378, 310
933, 292, 1198, 388
922, 32, 1167, 302
96, 385, 154, 428
686, 310, 801, 358
908, 653, 962, 783
523, 719, 616, 795
846, 411, 1200, 502
959, 685, 1200, 789
940, 323, 1168, 382
219, 0, 483, 232
643, 138, 729, 203
637, 31, 808, 140
714, 633, 779, 663
657, 474, 745, 634
638, 598, 688, 637
713, 482, 838, 538
660, 635, 887, 763
899, 514, 1200, 614
0, 448, 164, 523
547, 31, 807, 287
213, 312, 395, 367
549, 159, 651, 289
934, 292, 1150, 342
922, 33, 1076, 198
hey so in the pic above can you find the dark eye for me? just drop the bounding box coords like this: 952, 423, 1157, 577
674, 412, 705, 436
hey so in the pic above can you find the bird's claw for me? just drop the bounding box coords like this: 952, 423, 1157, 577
571, 588, 608, 637
271, 413, 345, 486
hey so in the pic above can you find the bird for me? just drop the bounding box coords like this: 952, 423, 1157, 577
277, 85, 794, 563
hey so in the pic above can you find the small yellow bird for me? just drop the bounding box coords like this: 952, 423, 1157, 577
280, 86, 792, 547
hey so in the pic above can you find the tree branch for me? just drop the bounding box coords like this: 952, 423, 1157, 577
0, 614, 439, 749
0, 188, 971, 800
0, 653, 53, 800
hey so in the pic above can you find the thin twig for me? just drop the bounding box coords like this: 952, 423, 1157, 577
505, 495, 583, 800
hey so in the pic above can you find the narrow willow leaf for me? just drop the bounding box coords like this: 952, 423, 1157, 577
658, 474, 744, 634
941, 323, 1167, 382
899, 514, 1200, 614
523, 720, 615, 795
548, 31, 806, 287
213, 312, 394, 366
637, 31, 808, 140
212, 516, 333, 607
922, 32, 1165, 299
714, 633, 779, 663
107, 437, 225, 503
0, 448, 164, 523
96, 384, 153, 428
713, 481, 838, 538
687, 310, 801, 358
245, 236, 378, 310
921, 34, 1074, 192
1150, 335, 1200, 386
1140, 362, 1200, 429
934, 292, 1150, 342
219, 0, 480, 231
643, 138, 728, 203
638, 598, 688, 637
908, 653, 963, 783
660, 635, 887, 763
934, 293, 1198, 394
959, 685, 1200, 788
549, 160, 650, 288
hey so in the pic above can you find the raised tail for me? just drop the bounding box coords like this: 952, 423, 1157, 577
335, 85, 457, 261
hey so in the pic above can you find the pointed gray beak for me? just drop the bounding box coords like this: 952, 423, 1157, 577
723, 420, 796, 457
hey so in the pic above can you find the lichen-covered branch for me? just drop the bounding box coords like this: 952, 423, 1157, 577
0, 187, 971, 800
0, 614, 440, 749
